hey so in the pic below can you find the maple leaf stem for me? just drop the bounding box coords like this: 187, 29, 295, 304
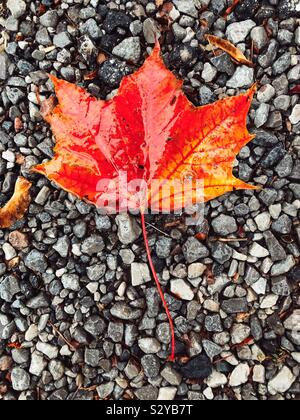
140, 212, 176, 362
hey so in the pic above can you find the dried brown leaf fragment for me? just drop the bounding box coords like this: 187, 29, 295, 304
206, 34, 254, 67
0, 177, 32, 228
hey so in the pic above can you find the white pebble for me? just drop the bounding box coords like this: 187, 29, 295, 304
229, 364, 250, 387
260, 294, 279, 309
2, 150, 15, 163
171, 279, 194, 301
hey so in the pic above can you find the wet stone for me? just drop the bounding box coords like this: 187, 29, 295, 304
226, 20, 256, 44
235, 0, 260, 19
261, 147, 285, 169
11, 367, 30, 391
263, 231, 287, 262
271, 255, 296, 277
103, 11, 132, 34
99, 59, 133, 89
53, 32, 72, 48
210, 53, 235, 76
169, 44, 197, 70
221, 298, 248, 314
179, 355, 212, 379
0, 53, 11, 81
227, 66, 254, 89
112, 37, 141, 65
272, 215, 292, 235
202, 340, 223, 360
183, 237, 209, 263
205, 315, 223, 333
24, 250, 47, 273
156, 237, 172, 259
273, 53, 291, 76
211, 242, 233, 264
0, 276, 20, 302
110, 302, 142, 321
84, 315, 106, 336
271, 276, 291, 296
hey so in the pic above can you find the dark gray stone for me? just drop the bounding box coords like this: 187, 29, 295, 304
99, 59, 133, 89
179, 354, 212, 379
250, 317, 263, 341
261, 147, 285, 169
259, 189, 277, 206
210, 53, 235, 76
135, 385, 158, 401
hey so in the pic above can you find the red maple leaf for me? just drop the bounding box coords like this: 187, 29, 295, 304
33, 43, 256, 361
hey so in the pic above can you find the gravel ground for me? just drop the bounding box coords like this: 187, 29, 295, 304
0, 0, 300, 401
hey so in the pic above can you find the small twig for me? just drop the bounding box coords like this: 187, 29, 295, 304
80, 385, 98, 392
210, 237, 249, 243
71, 388, 80, 401
145, 221, 171, 238
48, 321, 76, 352
251, 40, 255, 62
